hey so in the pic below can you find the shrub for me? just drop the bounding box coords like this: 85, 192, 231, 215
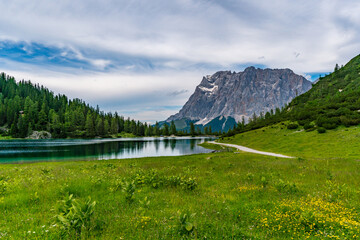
0, 180, 8, 195
340, 115, 360, 127
317, 127, 326, 133
181, 178, 197, 191
274, 179, 299, 194
287, 123, 299, 129
166, 176, 182, 187
55, 194, 96, 238
322, 122, 337, 129
122, 181, 136, 203
178, 212, 196, 235
303, 122, 315, 130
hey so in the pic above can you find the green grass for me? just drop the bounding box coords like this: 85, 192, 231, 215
220, 122, 360, 160
0, 135, 14, 140
0, 140, 360, 239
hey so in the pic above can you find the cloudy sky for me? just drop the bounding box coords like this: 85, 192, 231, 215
0, 0, 359, 122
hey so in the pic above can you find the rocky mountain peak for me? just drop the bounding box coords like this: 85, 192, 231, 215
167, 67, 312, 126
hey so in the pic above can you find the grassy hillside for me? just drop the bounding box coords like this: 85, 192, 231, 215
0, 145, 360, 239
221, 122, 360, 159
286, 54, 360, 128
227, 54, 360, 136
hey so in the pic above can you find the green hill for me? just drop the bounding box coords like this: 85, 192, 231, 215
227, 54, 360, 135
287, 54, 360, 128
221, 122, 360, 159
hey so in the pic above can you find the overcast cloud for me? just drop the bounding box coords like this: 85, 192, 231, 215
0, 0, 359, 122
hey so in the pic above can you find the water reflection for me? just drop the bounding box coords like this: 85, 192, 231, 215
0, 137, 214, 163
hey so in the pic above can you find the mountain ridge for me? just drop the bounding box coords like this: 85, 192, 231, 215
167, 67, 313, 127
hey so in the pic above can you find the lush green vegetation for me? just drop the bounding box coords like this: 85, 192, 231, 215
0, 134, 14, 140
0, 141, 359, 239
221, 122, 360, 159
225, 54, 360, 137
0, 73, 192, 138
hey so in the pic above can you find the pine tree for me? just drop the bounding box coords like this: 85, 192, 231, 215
17, 115, 28, 138
190, 122, 195, 137
155, 122, 160, 136
163, 124, 169, 136
204, 126, 209, 135
104, 120, 110, 135
96, 116, 104, 136
110, 118, 118, 135
170, 121, 177, 135
85, 113, 96, 137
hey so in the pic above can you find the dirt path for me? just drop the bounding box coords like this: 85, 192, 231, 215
209, 141, 294, 159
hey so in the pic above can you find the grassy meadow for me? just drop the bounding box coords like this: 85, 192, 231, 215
0, 132, 359, 239
221, 122, 360, 160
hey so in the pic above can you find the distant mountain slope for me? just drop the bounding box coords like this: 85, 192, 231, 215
158, 116, 236, 134
167, 67, 312, 125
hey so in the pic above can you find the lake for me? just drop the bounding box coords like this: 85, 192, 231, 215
0, 137, 214, 163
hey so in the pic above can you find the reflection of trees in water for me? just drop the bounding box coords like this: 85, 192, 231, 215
80, 141, 148, 157
2, 138, 212, 162
190, 139, 196, 150
154, 139, 160, 152
164, 138, 169, 149
170, 139, 176, 150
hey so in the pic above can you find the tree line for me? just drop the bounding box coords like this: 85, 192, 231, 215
0, 73, 193, 138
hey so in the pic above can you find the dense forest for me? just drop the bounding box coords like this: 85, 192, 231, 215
0, 73, 190, 138
226, 54, 360, 136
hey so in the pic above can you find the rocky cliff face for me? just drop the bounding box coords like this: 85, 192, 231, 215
167, 67, 312, 124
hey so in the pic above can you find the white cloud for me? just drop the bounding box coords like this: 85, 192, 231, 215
1, 0, 360, 121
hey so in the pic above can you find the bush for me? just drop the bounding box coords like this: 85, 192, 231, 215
178, 212, 196, 235
340, 115, 360, 127
287, 123, 298, 129
322, 122, 337, 130
122, 181, 136, 203
298, 119, 310, 126
275, 179, 299, 194
303, 122, 315, 130
55, 194, 96, 238
0, 180, 8, 195
181, 178, 197, 191
317, 127, 326, 133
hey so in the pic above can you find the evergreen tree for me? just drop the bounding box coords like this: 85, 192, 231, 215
110, 118, 118, 135
190, 122, 195, 137
155, 122, 160, 136
17, 115, 28, 138
170, 120, 177, 135
104, 119, 110, 135
163, 124, 169, 136
85, 113, 96, 137
96, 116, 104, 136
0, 72, 152, 138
